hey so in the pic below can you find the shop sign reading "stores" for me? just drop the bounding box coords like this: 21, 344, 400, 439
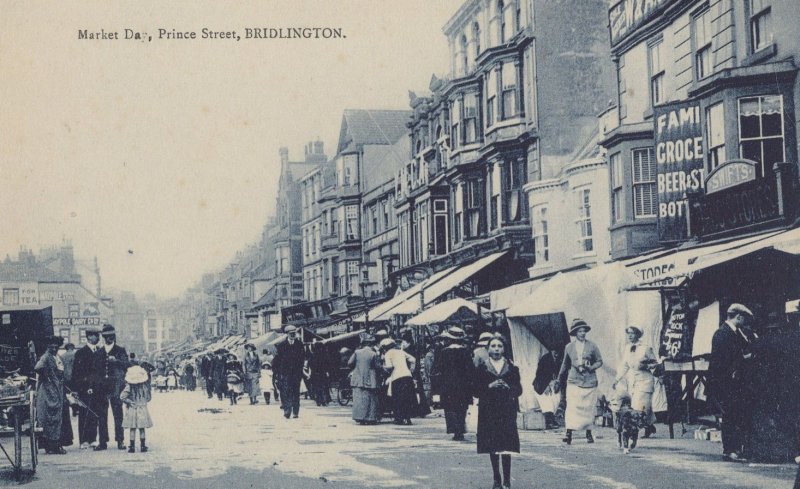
654, 100, 706, 243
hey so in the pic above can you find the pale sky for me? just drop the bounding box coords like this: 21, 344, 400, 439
1, 0, 464, 298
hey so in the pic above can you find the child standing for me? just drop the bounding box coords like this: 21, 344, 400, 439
120, 365, 153, 453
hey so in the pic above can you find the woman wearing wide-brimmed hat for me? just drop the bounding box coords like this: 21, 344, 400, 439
380, 338, 416, 425
557, 319, 603, 445
348, 335, 381, 424
613, 326, 658, 438
243, 344, 262, 405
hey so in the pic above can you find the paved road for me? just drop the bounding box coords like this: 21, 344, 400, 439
6, 391, 796, 488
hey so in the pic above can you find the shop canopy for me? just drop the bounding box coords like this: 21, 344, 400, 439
621, 229, 789, 290
319, 330, 363, 345
355, 265, 458, 322
406, 298, 479, 326
369, 251, 508, 320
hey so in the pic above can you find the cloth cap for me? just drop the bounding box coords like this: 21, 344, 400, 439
124, 365, 149, 385
625, 326, 643, 338
727, 303, 753, 317
85, 327, 101, 336
569, 318, 591, 335
100, 324, 116, 336
284, 325, 298, 334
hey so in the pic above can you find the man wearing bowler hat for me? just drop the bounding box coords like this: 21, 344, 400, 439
94, 324, 129, 450
73, 326, 102, 449
273, 325, 306, 419
709, 303, 759, 462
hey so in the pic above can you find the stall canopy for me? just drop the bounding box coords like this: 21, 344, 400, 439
502, 264, 662, 411
319, 330, 363, 345
406, 298, 479, 326
370, 251, 508, 320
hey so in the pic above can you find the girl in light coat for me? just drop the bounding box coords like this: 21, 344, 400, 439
120, 365, 153, 453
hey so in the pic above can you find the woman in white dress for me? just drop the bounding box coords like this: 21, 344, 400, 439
613, 326, 658, 438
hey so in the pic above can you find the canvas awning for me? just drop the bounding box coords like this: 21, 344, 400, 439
371, 251, 508, 320
406, 298, 479, 326
623, 227, 800, 289
319, 330, 364, 345
355, 265, 459, 322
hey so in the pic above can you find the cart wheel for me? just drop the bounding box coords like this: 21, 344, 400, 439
337, 387, 352, 406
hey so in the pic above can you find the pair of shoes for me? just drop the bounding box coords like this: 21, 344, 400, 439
117, 441, 126, 450
93, 443, 108, 451
80, 442, 89, 450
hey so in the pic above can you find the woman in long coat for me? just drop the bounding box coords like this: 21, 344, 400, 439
381, 339, 416, 425
242, 344, 262, 404
348, 336, 381, 424
474, 336, 522, 489
613, 326, 657, 437
558, 318, 603, 445
35, 336, 66, 454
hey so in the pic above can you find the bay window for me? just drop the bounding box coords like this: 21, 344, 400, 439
486, 69, 497, 127
610, 152, 624, 224
463, 93, 478, 143
501, 62, 518, 119
345, 205, 359, 240
706, 102, 726, 170
451, 98, 461, 149
739, 95, 784, 177
576, 188, 594, 253
632, 148, 657, 218
453, 183, 463, 244
532, 206, 549, 265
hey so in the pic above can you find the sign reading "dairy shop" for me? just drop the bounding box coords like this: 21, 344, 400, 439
654, 100, 706, 243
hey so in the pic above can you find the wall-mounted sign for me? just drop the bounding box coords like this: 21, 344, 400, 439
53, 317, 103, 327
706, 159, 757, 194
609, 0, 675, 47
654, 100, 706, 243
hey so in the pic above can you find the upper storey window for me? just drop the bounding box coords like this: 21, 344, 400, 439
750, 0, 772, 52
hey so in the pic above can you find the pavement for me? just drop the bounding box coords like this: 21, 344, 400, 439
3, 390, 796, 488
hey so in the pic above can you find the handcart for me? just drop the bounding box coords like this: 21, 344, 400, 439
0, 389, 38, 481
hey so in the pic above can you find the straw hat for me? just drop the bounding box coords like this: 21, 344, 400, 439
569, 318, 591, 335
124, 365, 149, 385
727, 303, 753, 317
625, 326, 643, 338
379, 338, 396, 350
476, 332, 494, 346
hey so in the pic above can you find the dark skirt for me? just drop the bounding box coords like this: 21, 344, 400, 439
444, 405, 468, 434
477, 402, 520, 454
391, 377, 416, 421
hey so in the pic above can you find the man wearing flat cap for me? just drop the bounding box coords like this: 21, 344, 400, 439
273, 325, 305, 419
94, 324, 129, 450
709, 303, 759, 462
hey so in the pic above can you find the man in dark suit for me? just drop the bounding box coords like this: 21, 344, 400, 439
709, 303, 758, 462
72, 327, 102, 449
200, 353, 213, 398
94, 324, 129, 451
273, 325, 305, 419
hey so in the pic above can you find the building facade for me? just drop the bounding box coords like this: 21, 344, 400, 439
602, 0, 800, 258
394, 0, 614, 296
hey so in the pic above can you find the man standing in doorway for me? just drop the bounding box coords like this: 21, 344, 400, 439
273, 325, 305, 419
73, 327, 101, 449
709, 303, 758, 462
94, 324, 129, 451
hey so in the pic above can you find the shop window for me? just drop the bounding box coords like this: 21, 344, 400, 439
706, 102, 726, 170
2, 289, 19, 306
739, 95, 784, 177
451, 98, 461, 149
693, 8, 713, 80
632, 148, 657, 218
501, 62, 518, 120
610, 153, 624, 223
463, 93, 478, 144
486, 69, 497, 127
453, 184, 463, 244
750, 0, 772, 52
576, 188, 594, 253
648, 40, 665, 106
345, 205, 359, 240
532, 206, 549, 264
